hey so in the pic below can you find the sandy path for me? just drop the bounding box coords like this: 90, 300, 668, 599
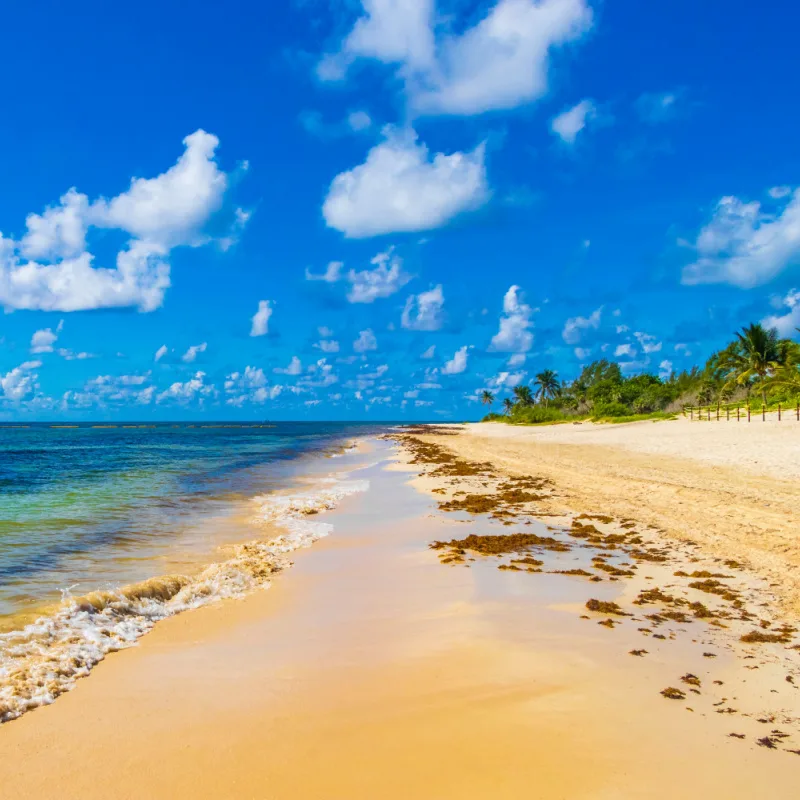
431, 420, 800, 616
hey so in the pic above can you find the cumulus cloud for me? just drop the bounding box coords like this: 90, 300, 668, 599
659, 360, 673, 378
634, 332, 662, 354
319, 0, 593, 117
30, 320, 64, 353
181, 342, 207, 363
315, 339, 340, 353
157, 371, 215, 404
274, 356, 303, 375
346, 248, 412, 302
682, 189, 800, 288
562, 307, 602, 344
490, 285, 534, 353
763, 288, 800, 336
442, 345, 470, 375
225, 366, 281, 406
401, 284, 444, 330
323, 127, 488, 238
550, 99, 595, 144
353, 328, 378, 352
305, 261, 343, 282
250, 300, 273, 337
0, 360, 41, 402
614, 343, 635, 358
0, 130, 234, 312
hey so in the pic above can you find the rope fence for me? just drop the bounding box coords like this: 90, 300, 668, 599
684, 402, 800, 421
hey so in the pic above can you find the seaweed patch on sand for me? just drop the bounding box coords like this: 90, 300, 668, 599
389, 427, 800, 756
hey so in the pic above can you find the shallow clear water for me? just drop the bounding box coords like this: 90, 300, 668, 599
0, 422, 387, 626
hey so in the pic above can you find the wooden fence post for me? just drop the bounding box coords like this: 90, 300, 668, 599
748, 405, 751, 422
737, 406, 740, 422
778, 403, 781, 421
716, 403, 720, 421
726, 406, 730, 421
762, 404, 766, 422
690, 407, 693, 420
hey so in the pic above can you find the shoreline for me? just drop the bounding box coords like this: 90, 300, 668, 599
0, 436, 372, 724
0, 430, 798, 796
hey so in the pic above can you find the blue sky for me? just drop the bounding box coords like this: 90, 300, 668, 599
1, 0, 799, 421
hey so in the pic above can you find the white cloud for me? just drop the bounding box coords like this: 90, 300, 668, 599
674, 343, 692, 357
489, 285, 534, 353
550, 99, 595, 144
574, 347, 590, 360
562, 307, 602, 344
614, 343, 635, 358
615, 324, 629, 334
30, 320, 63, 353
321, 0, 593, 117
507, 353, 526, 367
91, 130, 227, 248
401, 284, 444, 330
421, 344, 436, 359
323, 127, 488, 238
225, 367, 282, 405
763, 288, 800, 336
659, 360, 673, 378
353, 328, 378, 352
442, 345, 469, 375
57, 348, 94, 361
154, 344, 168, 362
636, 91, 678, 123
347, 110, 373, 131
21, 189, 89, 261
346, 248, 411, 303
157, 371, 215, 404
0, 130, 233, 312
250, 300, 272, 337
682, 189, 800, 288
315, 339, 340, 353
181, 342, 207, 363
0, 360, 41, 402
274, 356, 303, 375
488, 370, 525, 388
305, 261, 343, 282
634, 332, 662, 354
769, 186, 792, 199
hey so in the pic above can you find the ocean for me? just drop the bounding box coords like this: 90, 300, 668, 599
0, 421, 387, 722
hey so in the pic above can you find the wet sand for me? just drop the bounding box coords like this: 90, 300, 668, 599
0, 437, 798, 798
445, 419, 800, 616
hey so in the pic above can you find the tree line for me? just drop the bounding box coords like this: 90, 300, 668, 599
480, 323, 800, 423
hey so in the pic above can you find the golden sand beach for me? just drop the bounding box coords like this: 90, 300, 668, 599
1, 425, 799, 798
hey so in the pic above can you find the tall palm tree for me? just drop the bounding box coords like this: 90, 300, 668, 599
480, 390, 495, 411
502, 397, 514, 416
718, 323, 783, 407
513, 384, 534, 407
533, 369, 560, 407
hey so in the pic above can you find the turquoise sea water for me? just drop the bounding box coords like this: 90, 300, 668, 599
0, 422, 384, 625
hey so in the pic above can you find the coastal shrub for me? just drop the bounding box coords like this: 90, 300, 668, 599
510, 405, 570, 425
592, 401, 629, 419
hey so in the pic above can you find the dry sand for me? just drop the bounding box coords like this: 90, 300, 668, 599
0, 432, 798, 798
442, 418, 800, 615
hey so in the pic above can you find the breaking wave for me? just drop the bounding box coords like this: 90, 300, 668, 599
0, 477, 368, 724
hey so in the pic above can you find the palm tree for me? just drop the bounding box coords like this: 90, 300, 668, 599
533, 369, 560, 407
513, 384, 534, 407
480, 390, 495, 411
718, 323, 783, 407
502, 397, 514, 416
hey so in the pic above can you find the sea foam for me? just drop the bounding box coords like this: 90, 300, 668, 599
0, 476, 368, 723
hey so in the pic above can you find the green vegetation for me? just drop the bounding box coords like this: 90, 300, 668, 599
481, 322, 800, 425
